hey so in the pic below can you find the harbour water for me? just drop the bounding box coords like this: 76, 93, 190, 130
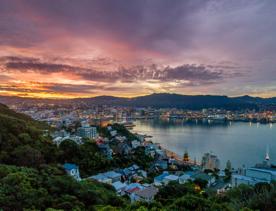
133, 119, 276, 168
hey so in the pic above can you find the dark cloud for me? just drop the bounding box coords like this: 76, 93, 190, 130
0, 0, 210, 53
42, 83, 99, 94
3, 56, 241, 86
0, 56, 40, 63
1, 0, 275, 97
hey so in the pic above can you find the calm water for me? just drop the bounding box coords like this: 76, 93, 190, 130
133, 119, 276, 168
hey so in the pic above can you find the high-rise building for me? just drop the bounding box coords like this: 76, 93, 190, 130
201, 152, 220, 170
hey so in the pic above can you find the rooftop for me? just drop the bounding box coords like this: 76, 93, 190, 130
112, 181, 127, 191
248, 167, 276, 176
63, 163, 78, 171
154, 171, 169, 181
104, 171, 122, 178
164, 175, 179, 181
135, 186, 158, 198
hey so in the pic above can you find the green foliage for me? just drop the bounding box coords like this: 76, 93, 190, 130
131, 146, 154, 169
112, 123, 138, 141
0, 164, 125, 210
11, 145, 45, 168
193, 178, 208, 189
0, 105, 57, 167
58, 140, 112, 177
155, 181, 196, 205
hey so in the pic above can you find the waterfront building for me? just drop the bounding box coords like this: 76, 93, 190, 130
232, 150, 276, 187
201, 152, 220, 171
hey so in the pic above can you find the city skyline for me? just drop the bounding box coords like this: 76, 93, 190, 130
1, 0, 276, 98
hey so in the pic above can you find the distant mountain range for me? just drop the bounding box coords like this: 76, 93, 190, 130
1, 93, 276, 110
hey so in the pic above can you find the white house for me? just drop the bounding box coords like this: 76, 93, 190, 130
63, 163, 81, 181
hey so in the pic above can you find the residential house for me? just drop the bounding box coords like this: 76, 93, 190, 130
131, 140, 141, 149
154, 171, 169, 186
63, 163, 81, 181
179, 174, 192, 184
191, 173, 216, 187
179, 171, 198, 184
98, 143, 113, 160
118, 165, 141, 181
114, 142, 132, 156
89, 174, 112, 184
110, 130, 117, 137
133, 186, 159, 202
124, 183, 145, 202
163, 175, 179, 185
112, 181, 127, 195
104, 171, 122, 183
154, 160, 168, 170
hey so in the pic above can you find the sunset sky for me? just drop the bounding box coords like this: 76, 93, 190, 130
0, 0, 276, 98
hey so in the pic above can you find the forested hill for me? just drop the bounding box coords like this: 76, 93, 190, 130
0, 103, 53, 166
75, 93, 276, 109
0, 104, 126, 210
2, 93, 276, 110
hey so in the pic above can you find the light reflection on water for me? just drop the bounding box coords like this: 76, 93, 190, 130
133, 119, 276, 168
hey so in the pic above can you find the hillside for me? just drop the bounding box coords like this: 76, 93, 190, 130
0, 104, 126, 210
1, 93, 276, 109
75, 93, 261, 110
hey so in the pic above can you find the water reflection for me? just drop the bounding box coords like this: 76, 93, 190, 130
133, 119, 276, 168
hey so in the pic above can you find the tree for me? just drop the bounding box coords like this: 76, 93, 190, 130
59, 140, 80, 163
194, 178, 208, 189
11, 145, 45, 168
169, 194, 212, 210
155, 181, 196, 205
0, 171, 48, 210
226, 160, 232, 171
